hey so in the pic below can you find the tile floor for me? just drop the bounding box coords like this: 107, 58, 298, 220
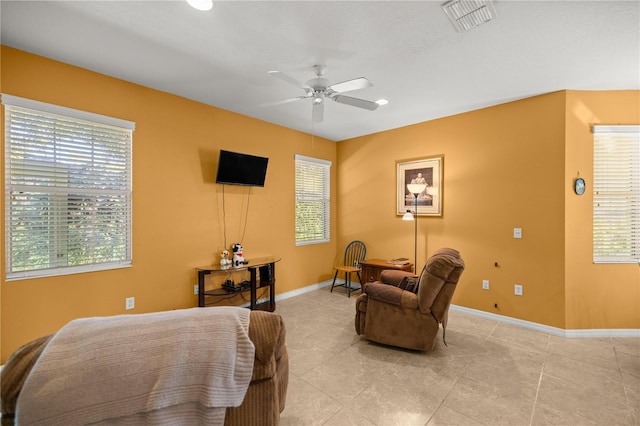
275, 285, 640, 426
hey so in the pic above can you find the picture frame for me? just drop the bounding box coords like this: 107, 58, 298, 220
396, 156, 443, 216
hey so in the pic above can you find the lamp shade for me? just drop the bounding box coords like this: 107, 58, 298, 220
402, 210, 414, 221
407, 183, 427, 195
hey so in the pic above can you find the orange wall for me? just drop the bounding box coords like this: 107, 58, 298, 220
2, 47, 638, 362
338, 93, 567, 328
564, 91, 640, 329
338, 90, 639, 331
1, 46, 338, 362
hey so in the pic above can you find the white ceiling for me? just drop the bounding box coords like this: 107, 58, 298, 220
1, 0, 639, 141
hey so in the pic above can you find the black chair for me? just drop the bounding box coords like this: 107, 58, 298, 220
330, 240, 367, 297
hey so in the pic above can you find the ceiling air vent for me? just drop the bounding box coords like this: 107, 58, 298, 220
442, 0, 497, 32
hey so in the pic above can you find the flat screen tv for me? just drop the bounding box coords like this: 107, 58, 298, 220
215, 149, 269, 187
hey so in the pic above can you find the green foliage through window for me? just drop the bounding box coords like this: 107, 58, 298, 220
3, 95, 134, 279
295, 155, 331, 245
593, 125, 640, 263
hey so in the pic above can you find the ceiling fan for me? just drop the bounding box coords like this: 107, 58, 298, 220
264, 65, 380, 123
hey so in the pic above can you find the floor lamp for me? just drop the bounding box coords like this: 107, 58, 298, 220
403, 183, 427, 273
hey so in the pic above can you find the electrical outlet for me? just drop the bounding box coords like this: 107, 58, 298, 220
514, 228, 523, 239
125, 297, 135, 310
514, 284, 523, 296
482, 280, 490, 290
194, 284, 199, 295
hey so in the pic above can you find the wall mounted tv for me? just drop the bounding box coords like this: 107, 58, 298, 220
215, 149, 269, 187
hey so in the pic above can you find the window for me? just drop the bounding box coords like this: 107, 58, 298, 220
295, 155, 331, 245
593, 125, 640, 263
3, 94, 134, 279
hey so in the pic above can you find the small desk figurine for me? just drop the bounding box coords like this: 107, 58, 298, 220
220, 249, 232, 267
232, 243, 249, 267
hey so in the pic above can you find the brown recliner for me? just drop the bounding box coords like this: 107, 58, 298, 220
355, 248, 465, 351
1, 310, 288, 426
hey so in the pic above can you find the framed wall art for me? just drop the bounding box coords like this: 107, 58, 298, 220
396, 156, 443, 216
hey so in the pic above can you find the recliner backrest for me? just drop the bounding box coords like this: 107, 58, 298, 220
416, 248, 465, 319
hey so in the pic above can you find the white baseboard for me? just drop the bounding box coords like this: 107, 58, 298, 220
273, 279, 363, 302
276, 279, 335, 302
239, 279, 335, 308
450, 304, 640, 338
254, 281, 640, 339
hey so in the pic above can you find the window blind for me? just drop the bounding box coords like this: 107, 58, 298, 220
295, 154, 331, 245
593, 125, 640, 263
3, 94, 134, 279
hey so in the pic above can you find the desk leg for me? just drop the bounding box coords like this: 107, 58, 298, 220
250, 268, 257, 310
198, 270, 208, 307
269, 262, 276, 311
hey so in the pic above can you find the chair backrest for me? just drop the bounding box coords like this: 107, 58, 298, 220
343, 240, 367, 267
416, 248, 465, 320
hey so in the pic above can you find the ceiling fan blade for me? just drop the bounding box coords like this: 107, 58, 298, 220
259, 96, 308, 107
329, 77, 372, 94
312, 101, 324, 123
268, 70, 312, 90
333, 95, 379, 111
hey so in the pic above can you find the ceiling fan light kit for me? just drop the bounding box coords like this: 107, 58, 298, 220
186, 0, 213, 11
266, 65, 383, 123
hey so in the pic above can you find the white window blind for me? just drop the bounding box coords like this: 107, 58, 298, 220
3, 94, 134, 279
295, 154, 331, 245
593, 125, 640, 264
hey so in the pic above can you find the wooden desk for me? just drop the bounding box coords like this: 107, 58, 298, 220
360, 259, 414, 283
196, 256, 280, 311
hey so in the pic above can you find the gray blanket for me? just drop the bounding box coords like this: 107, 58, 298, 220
16, 307, 255, 425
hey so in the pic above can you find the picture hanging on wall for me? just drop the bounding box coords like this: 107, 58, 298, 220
396, 156, 443, 216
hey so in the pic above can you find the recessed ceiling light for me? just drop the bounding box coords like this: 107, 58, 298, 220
442, 0, 497, 32
375, 99, 389, 106
187, 0, 213, 11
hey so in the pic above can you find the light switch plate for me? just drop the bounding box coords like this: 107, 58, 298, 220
482, 280, 490, 290
514, 228, 523, 239
515, 284, 523, 296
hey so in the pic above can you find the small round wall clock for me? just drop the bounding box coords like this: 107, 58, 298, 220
574, 177, 586, 195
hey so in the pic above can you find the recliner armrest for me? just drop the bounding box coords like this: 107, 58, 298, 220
364, 282, 419, 309
248, 311, 285, 381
